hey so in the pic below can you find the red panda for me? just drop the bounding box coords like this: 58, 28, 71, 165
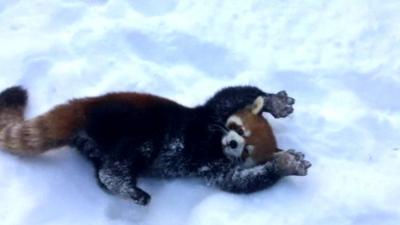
0, 87, 276, 164
0, 85, 310, 205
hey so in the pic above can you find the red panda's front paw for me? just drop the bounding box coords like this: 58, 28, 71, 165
273, 150, 311, 176
264, 91, 295, 118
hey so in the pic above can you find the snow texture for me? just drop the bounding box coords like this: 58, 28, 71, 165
0, 0, 399, 225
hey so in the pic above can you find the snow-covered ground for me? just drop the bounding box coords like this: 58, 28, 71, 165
0, 0, 399, 225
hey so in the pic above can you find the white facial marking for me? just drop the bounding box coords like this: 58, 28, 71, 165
241, 145, 256, 167
246, 145, 255, 154
222, 130, 245, 158
244, 130, 251, 137
226, 115, 243, 127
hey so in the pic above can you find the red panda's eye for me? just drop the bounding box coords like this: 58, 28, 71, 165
236, 128, 244, 136
227, 123, 236, 130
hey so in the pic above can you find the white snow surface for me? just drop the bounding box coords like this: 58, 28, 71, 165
0, 0, 400, 225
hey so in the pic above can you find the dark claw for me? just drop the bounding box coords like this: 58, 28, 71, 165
132, 192, 151, 206
277, 90, 287, 97
285, 106, 294, 114
287, 149, 304, 161
287, 97, 295, 105
296, 160, 312, 176
287, 149, 296, 154
303, 160, 312, 169
295, 152, 305, 161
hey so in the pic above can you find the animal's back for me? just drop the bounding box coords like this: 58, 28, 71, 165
0, 87, 188, 156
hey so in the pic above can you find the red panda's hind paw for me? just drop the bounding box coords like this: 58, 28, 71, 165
131, 189, 151, 206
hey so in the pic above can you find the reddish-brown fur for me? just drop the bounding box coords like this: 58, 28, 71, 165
1, 89, 277, 164
0, 92, 178, 155
237, 110, 277, 163
226, 97, 278, 165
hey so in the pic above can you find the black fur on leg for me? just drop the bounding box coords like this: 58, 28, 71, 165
199, 159, 282, 193
0, 86, 28, 108
97, 160, 151, 205
70, 130, 103, 160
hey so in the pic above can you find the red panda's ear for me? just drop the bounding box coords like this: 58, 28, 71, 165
251, 96, 264, 115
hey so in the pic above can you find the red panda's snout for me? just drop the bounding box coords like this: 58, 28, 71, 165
222, 129, 246, 159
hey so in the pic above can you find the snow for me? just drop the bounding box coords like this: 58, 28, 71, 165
0, 0, 400, 225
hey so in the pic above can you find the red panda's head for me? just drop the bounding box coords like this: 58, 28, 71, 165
222, 96, 278, 167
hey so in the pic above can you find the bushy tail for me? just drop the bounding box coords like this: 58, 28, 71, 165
0, 86, 86, 155
0, 86, 27, 130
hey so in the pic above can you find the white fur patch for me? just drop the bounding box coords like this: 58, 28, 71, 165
244, 130, 251, 137
246, 145, 255, 154
222, 131, 245, 158
251, 96, 265, 115
226, 115, 243, 127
